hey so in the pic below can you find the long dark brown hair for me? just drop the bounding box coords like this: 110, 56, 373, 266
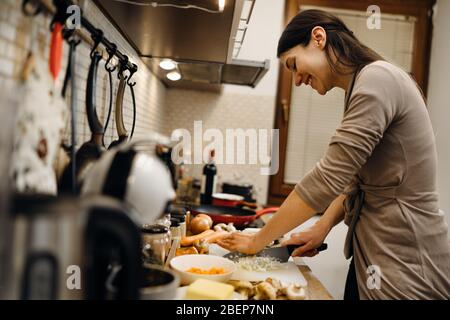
277, 9, 384, 74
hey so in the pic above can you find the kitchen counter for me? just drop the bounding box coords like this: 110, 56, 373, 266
298, 265, 334, 300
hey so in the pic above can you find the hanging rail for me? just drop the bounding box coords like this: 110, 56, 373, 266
22, 0, 138, 75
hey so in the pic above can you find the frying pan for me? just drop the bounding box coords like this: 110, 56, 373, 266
189, 204, 279, 228
109, 72, 128, 149
212, 193, 257, 209
59, 51, 105, 193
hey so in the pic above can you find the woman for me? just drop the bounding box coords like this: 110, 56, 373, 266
217, 9, 450, 299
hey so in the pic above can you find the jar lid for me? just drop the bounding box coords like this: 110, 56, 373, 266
169, 205, 187, 216
170, 218, 180, 227
171, 214, 186, 222
142, 224, 169, 234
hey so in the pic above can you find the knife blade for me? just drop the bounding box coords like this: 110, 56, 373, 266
224, 243, 328, 262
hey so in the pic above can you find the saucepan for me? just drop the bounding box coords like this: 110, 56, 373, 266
189, 204, 279, 229
212, 193, 257, 209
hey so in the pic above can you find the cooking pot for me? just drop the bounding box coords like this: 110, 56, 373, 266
106, 263, 179, 300
140, 264, 179, 300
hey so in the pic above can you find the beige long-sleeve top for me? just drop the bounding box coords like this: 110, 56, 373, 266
295, 61, 450, 299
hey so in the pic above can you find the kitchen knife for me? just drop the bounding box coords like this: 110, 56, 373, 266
224, 243, 328, 262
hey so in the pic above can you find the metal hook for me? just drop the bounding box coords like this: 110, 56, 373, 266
118, 55, 129, 80
127, 63, 138, 87
62, 28, 81, 46
105, 43, 117, 73
90, 28, 103, 58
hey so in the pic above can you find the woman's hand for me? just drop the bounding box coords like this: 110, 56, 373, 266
281, 220, 331, 257
216, 232, 265, 255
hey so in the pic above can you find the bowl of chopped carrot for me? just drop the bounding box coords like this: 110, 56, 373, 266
170, 254, 236, 285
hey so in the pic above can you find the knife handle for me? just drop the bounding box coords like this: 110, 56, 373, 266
287, 243, 328, 256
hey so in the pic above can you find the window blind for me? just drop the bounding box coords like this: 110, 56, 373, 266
284, 5, 416, 184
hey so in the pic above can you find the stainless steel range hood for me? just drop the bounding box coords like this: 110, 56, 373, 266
93, 0, 269, 90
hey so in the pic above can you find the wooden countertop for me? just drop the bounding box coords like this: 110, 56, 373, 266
298, 265, 334, 300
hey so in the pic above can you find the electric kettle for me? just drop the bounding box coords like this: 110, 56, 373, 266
82, 140, 176, 225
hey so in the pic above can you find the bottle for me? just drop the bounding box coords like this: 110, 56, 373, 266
200, 149, 217, 204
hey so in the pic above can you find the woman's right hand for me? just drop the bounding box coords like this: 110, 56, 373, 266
216, 232, 265, 255
281, 220, 331, 257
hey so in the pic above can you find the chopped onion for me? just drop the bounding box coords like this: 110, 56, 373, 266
236, 256, 284, 272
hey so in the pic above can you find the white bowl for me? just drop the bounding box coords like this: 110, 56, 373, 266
170, 254, 236, 285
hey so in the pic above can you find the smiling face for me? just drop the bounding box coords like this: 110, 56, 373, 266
280, 27, 335, 95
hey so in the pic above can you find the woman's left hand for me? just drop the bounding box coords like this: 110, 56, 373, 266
216, 232, 264, 255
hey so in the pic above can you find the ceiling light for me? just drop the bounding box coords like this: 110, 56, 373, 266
218, 0, 225, 12
159, 59, 176, 70
166, 71, 182, 81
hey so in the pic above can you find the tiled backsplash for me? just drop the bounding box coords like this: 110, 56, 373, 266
163, 89, 277, 204
0, 0, 167, 148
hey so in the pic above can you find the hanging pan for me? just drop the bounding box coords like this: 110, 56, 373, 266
109, 58, 137, 149
60, 46, 106, 193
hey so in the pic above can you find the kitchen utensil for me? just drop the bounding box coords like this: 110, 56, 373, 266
102, 43, 117, 147
59, 51, 105, 193
109, 58, 137, 149
212, 193, 257, 209
170, 254, 236, 285
140, 264, 179, 300
165, 236, 180, 268
222, 182, 254, 202
108, 71, 128, 149
224, 243, 328, 263
49, 22, 63, 82
189, 204, 279, 228
58, 32, 81, 193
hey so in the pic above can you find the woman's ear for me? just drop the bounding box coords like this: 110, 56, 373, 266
311, 26, 327, 50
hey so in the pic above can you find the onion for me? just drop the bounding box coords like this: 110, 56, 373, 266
195, 214, 213, 228
189, 216, 211, 235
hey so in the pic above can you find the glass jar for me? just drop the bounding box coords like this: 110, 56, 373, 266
170, 218, 182, 250
141, 224, 171, 266
172, 214, 186, 238
153, 213, 171, 229
170, 206, 187, 238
